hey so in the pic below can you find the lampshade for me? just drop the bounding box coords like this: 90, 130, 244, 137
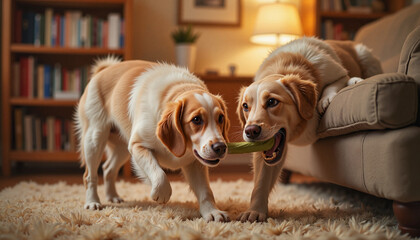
251, 3, 303, 46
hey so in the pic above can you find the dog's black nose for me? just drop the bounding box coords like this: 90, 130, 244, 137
212, 142, 227, 156
245, 125, 261, 139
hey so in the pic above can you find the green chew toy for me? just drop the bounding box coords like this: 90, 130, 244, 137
227, 138, 275, 154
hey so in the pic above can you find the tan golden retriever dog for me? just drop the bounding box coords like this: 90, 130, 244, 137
75, 57, 230, 222
236, 37, 382, 222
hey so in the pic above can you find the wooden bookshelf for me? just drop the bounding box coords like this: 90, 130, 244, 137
319, 11, 388, 19
11, 44, 125, 55
10, 98, 77, 106
305, 0, 406, 40
10, 151, 79, 162
1, 0, 133, 176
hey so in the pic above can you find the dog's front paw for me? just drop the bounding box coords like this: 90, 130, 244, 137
317, 94, 335, 114
151, 177, 172, 204
237, 210, 267, 222
202, 209, 230, 222
347, 77, 364, 86
84, 202, 102, 210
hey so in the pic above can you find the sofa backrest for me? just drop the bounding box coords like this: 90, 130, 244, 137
355, 4, 420, 73
398, 26, 420, 84
398, 25, 420, 125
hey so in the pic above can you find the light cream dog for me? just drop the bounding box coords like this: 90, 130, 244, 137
75, 57, 230, 222
236, 37, 382, 222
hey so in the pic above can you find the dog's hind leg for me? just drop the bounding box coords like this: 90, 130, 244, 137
103, 132, 130, 203
82, 123, 111, 210
79, 81, 112, 210
355, 43, 383, 78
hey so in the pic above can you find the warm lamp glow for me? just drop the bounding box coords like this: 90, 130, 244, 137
251, 3, 303, 46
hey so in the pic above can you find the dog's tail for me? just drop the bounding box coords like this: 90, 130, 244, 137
91, 55, 121, 76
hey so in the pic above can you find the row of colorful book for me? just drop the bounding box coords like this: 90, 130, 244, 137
13, 108, 77, 152
16, 9, 124, 49
13, 56, 91, 99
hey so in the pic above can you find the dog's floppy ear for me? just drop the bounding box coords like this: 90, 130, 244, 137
282, 77, 318, 120
236, 86, 247, 128
156, 100, 186, 157
216, 96, 230, 142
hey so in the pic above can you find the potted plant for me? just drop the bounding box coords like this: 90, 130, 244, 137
171, 25, 200, 71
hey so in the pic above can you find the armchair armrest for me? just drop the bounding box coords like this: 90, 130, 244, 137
318, 73, 418, 139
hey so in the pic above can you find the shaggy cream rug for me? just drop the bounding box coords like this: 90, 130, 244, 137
0, 179, 415, 240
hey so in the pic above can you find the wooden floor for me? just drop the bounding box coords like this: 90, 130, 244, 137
0, 163, 319, 191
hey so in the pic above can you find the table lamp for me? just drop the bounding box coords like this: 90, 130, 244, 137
251, 2, 303, 46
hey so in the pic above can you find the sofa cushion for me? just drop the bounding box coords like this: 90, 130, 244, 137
317, 73, 418, 138
398, 26, 420, 125
354, 4, 420, 73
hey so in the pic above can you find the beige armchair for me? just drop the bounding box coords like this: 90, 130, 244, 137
283, 4, 420, 237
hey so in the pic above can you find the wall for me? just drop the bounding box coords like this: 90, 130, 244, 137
132, 0, 274, 76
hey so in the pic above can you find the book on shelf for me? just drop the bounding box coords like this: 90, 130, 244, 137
321, 21, 354, 40
13, 108, 77, 152
15, 10, 23, 43
321, 0, 375, 13
13, 56, 91, 100
22, 11, 35, 44
28, 56, 35, 99
344, 0, 372, 13
35, 118, 42, 151
321, 0, 343, 12
45, 8, 53, 46
34, 13, 42, 46
322, 20, 334, 40
14, 108, 24, 151
108, 13, 121, 49
12, 62, 20, 97
24, 114, 34, 152
15, 8, 124, 48
37, 65, 44, 98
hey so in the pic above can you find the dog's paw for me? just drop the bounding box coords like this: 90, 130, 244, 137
107, 196, 124, 204
84, 202, 102, 210
151, 178, 172, 204
347, 77, 364, 86
317, 94, 335, 114
237, 210, 267, 223
202, 209, 230, 222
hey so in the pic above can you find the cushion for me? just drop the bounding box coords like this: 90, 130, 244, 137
354, 4, 420, 73
398, 26, 420, 83
398, 26, 420, 125
317, 73, 418, 138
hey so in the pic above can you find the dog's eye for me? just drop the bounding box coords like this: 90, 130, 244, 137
267, 98, 279, 108
218, 114, 224, 124
242, 103, 249, 112
192, 116, 203, 125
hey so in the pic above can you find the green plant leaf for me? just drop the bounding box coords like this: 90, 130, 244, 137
171, 25, 200, 44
